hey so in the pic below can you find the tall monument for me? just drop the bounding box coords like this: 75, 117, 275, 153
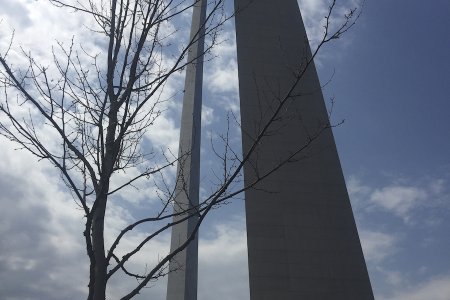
166, 1, 206, 299
234, 0, 374, 299
167, 0, 374, 299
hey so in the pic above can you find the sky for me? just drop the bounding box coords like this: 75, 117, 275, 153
1, 0, 450, 299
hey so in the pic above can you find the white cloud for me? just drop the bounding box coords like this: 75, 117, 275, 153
347, 174, 450, 224
381, 275, 450, 300
347, 176, 372, 196
359, 230, 397, 263
0, 0, 101, 67
429, 178, 445, 194
0, 139, 172, 300
198, 217, 249, 300
0, 137, 250, 299
298, 0, 360, 47
208, 59, 239, 94
0, 0, 32, 28
0, 141, 88, 300
205, 29, 239, 95
105, 229, 171, 299
144, 114, 180, 151
298, 0, 329, 43
201, 104, 215, 126
347, 175, 372, 210
382, 269, 406, 287
347, 175, 450, 300
370, 185, 427, 222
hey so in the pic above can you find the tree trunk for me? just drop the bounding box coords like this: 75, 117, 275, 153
91, 194, 108, 300
90, 99, 119, 300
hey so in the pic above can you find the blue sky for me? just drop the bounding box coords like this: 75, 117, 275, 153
1, 0, 450, 299
317, 1, 450, 298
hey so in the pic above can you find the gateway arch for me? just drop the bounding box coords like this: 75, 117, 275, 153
167, 1, 374, 299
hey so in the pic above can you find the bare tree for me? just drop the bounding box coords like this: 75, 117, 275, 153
0, 0, 360, 299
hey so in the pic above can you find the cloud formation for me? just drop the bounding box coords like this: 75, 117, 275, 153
370, 185, 426, 222
359, 230, 397, 263
0, 136, 250, 299
382, 275, 450, 300
0, 142, 88, 300
348, 175, 449, 224
348, 174, 450, 299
